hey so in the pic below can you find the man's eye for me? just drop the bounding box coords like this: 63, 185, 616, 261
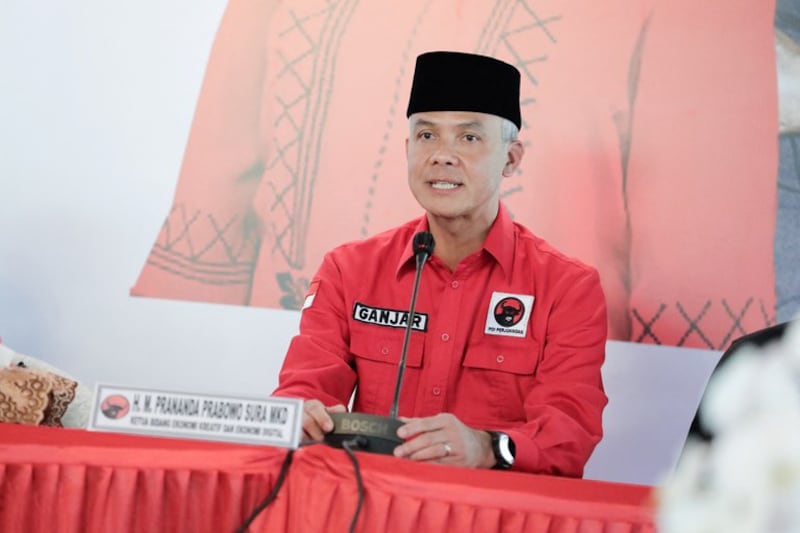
420, 132, 433, 139
464, 134, 478, 142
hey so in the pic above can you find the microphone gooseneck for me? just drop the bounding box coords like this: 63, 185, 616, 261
389, 231, 435, 419
324, 231, 435, 454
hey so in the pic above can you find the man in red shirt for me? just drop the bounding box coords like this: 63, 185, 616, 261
272, 51, 608, 477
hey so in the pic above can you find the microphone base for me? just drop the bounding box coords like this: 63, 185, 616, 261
323, 412, 403, 455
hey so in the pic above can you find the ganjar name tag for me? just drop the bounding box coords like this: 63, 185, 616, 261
88, 384, 303, 449
484, 291, 534, 338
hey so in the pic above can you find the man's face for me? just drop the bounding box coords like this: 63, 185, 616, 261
406, 111, 522, 223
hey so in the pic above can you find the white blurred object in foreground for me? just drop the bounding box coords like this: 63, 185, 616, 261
659, 322, 800, 533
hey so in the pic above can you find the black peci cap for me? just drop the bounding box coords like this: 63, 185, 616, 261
406, 51, 522, 129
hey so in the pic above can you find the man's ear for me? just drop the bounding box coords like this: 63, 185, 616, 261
502, 140, 525, 177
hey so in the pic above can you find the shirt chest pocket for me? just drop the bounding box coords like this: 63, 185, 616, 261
460, 337, 541, 424
462, 336, 541, 376
349, 329, 425, 414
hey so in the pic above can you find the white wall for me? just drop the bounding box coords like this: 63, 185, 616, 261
0, 1, 287, 393
585, 341, 720, 485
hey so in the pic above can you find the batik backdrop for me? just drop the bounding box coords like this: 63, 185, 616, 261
132, 0, 785, 350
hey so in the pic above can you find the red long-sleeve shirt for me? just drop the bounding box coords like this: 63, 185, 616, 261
273, 204, 608, 476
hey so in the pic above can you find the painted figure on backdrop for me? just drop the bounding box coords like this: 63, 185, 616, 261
131, 0, 779, 349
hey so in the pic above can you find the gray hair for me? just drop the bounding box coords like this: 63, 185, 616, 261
501, 118, 519, 143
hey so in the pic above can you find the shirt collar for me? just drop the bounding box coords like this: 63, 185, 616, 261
395, 215, 430, 278
394, 203, 514, 280
482, 203, 514, 280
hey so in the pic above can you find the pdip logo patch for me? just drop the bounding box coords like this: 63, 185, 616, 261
485, 291, 534, 338
494, 297, 525, 327
353, 302, 428, 331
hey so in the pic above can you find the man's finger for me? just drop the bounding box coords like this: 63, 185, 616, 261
303, 413, 327, 441
397, 413, 449, 439
395, 434, 454, 463
302, 400, 340, 440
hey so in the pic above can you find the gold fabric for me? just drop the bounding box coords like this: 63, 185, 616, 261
0, 366, 77, 426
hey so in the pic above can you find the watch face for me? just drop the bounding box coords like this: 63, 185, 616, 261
498, 433, 515, 465
492, 431, 515, 468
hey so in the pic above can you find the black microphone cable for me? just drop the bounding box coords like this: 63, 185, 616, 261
341, 436, 367, 533
233, 447, 295, 533
234, 438, 367, 533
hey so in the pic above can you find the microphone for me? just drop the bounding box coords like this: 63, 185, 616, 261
324, 231, 435, 454
390, 231, 434, 419
412, 231, 435, 265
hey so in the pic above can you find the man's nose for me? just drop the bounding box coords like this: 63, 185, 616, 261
431, 142, 458, 165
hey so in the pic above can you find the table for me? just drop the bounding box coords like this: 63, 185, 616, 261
0, 424, 657, 532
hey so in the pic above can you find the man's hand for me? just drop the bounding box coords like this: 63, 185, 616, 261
302, 399, 346, 441
393, 413, 496, 468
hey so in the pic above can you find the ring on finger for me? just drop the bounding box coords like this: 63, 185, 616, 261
443, 442, 452, 457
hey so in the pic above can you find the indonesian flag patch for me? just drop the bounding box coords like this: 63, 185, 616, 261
302, 279, 321, 310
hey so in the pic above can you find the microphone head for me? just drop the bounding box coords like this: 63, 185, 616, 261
412, 232, 435, 259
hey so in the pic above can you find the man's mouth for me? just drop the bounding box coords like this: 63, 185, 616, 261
430, 181, 461, 190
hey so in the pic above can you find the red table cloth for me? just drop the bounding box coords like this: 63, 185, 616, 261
0, 424, 656, 532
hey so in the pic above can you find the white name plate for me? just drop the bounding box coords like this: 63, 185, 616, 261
88, 384, 303, 449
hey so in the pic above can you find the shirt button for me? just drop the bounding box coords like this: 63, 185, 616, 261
441, 333, 450, 342
496, 355, 505, 364
381, 347, 389, 355
432, 387, 441, 396
451, 281, 459, 289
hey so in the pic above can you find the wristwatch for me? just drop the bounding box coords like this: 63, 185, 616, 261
488, 431, 515, 469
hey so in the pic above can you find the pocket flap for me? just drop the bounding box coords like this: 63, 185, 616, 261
350, 329, 425, 368
463, 337, 540, 375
